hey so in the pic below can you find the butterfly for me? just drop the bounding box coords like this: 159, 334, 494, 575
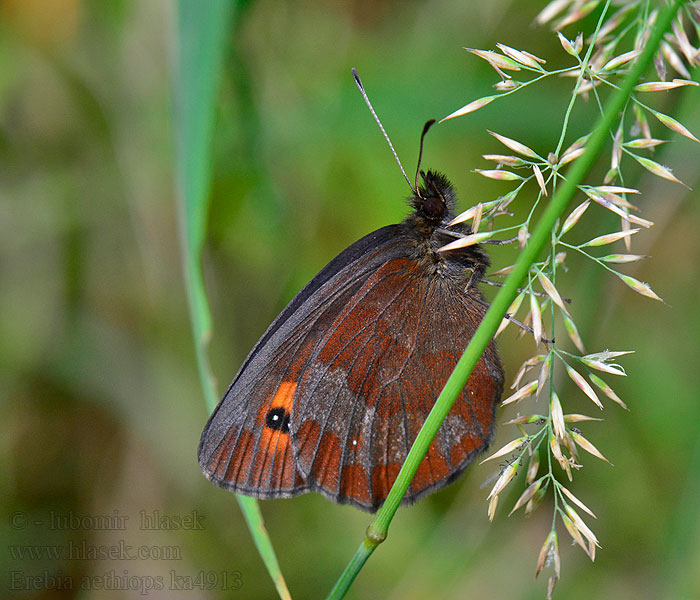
198, 70, 504, 512
198, 164, 504, 512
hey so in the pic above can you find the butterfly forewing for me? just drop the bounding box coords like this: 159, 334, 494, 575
198, 226, 408, 498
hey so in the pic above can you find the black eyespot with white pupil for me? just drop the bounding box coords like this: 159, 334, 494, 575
265, 407, 290, 434
422, 196, 444, 220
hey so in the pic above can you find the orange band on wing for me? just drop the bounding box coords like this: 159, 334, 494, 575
256, 381, 298, 447
272, 381, 297, 412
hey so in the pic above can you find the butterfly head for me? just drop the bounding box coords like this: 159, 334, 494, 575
409, 170, 458, 226
404, 168, 489, 279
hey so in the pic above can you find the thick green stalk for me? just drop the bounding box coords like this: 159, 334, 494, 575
327, 2, 683, 597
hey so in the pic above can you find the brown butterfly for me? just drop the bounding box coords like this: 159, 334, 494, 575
197, 71, 504, 512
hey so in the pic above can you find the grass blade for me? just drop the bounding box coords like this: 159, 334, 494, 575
174, 2, 290, 598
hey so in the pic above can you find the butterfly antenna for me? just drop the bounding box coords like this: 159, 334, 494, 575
414, 119, 436, 195
352, 68, 416, 195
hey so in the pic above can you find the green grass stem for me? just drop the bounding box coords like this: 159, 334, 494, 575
174, 2, 290, 598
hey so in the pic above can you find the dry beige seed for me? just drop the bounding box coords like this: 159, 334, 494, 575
633, 103, 652, 140
438, 231, 495, 253
494, 80, 521, 91
466, 48, 522, 71
535, 0, 570, 25
586, 350, 633, 360
564, 504, 600, 550
481, 436, 529, 463
583, 186, 638, 210
621, 217, 632, 252
512, 353, 544, 389
518, 225, 530, 248
501, 380, 539, 407
671, 20, 696, 65
474, 168, 523, 181
586, 195, 653, 228
661, 40, 691, 78
555, 0, 598, 30
537, 353, 552, 401
472, 203, 484, 234
562, 311, 586, 354
580, 358, 626, 377
635, 78, 699, 91
561, 513, 588, 556
535, 530, 560, 578
570, 431, 612, 464
597, 2, 636, 40
651, 109, 700, 143
550, 392, 566, 440
503, 414, 545, 425
595, 185, 640, 195
488, 130, 540, 159
488, 459, 520, 499
611, 122, 623, 170
601, 49, 641, 71
497, 43, 546, 69
533, 164, 548, 196
616, 273, 664, 302
563, 413, 602, 423
560, 485, 597, 519
482, 153, 526, 166
589, 373, 628, 409
565, 364, 604, 409
561, 133, 589, 158
441, 95, 496, 122
564, 430, 580, 460
487, 494, 498, 521
625, 138, 668, 149
581, 228, 639, 247
559, 146, 585, 166
557, 31, 577, 56
561, 200, 590, 235
522, 49, 547, 64
526, 487, 546, 514
537, 271, 568, 313
447, 201, 494, 226
496, 290, 525, 336
527, 452, 540, 484
510, 477, 544, 515
490, 264, 516, 277
550, 434, 567, 470
600, 253, 648, 264
530, 291, 543, 345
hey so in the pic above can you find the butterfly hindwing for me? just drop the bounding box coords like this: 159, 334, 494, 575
290, 252, 503, 511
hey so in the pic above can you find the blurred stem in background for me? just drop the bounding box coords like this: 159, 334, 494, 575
173, 1, 290, 598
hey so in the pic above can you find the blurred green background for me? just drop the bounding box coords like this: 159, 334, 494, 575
2, 0, 699, 598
